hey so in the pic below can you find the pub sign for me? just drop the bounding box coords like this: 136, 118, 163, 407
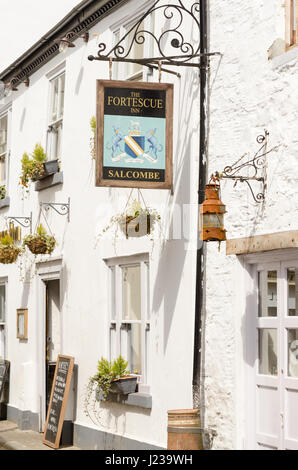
96, 80, 173, 189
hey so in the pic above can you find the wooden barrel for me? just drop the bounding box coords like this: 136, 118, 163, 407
167, 409, 203, 450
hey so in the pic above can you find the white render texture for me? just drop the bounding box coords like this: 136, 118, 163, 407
204, 0, 298, 449
0, 0, 201, 449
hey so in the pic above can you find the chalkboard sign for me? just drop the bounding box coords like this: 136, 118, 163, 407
0, 360, 9, 401
43, 355, 74, 449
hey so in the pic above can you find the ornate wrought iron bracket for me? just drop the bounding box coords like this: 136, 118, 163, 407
88, 0, 221, 76
40, 198, 70, 222
213, 131, 279, 204
6, 213, 32, 233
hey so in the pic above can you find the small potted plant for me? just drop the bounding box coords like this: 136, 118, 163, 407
23, 224, 56, 255
89, 355, 137, 402
0, 235, 22, 264
100, 200, 161, 240
20, 143, 59, 188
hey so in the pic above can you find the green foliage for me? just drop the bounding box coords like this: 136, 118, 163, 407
97, 199, 161, 240
90, 116, 96, 160
88, 355, 131, 401
36, 223, 47, 237
111, 355, 129, 378
0, 234, 14, 246
23, 223, 56, 255
20, 143, 47, 188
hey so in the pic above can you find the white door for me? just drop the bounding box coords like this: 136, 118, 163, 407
255, 261, 298, 450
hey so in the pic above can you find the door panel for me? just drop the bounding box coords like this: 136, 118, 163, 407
253, 261, 298, 450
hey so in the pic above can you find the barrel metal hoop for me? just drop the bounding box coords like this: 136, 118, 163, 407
167, 426, 203, 434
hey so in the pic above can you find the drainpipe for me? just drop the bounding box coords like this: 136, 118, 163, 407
193, 0, 208, 406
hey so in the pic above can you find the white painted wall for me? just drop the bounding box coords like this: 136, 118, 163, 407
0, 0, 200, 449
205, 0, 298, 449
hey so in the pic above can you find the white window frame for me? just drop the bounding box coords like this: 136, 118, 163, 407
0, 279, 7, 360
286, 0, 298, 48
112, 7, 155, 82
46, 71, 65, 161
0, 109, 11, 195
105, 254, 150, 393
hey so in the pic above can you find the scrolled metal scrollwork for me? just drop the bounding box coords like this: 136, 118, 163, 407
87, 0, 221, 73
215, 130, 279, 203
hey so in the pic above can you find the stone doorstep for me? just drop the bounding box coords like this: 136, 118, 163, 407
0, 421, 80, 450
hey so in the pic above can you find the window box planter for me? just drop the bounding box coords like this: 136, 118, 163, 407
95, 376, 138, 402
33, 160, 59, 181
109, 376, 138, 394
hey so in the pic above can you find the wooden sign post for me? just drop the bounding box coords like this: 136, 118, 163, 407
96, 80, 173, 190
0, 360, 9, 402
43, 355, 74, 449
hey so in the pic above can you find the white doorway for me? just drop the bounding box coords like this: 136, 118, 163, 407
246, 257, 298, 449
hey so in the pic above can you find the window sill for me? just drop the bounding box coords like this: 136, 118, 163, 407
271, 43, 298, 69
0, 197, 10, 209
34, 171, 63, 191
96, 389, 152, 409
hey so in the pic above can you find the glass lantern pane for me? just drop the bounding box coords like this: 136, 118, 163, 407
203, 213, 224, 228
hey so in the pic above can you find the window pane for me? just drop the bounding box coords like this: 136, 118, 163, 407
128, 323, 142, 374
58, 74, 65, 118
0, 160, 6, 185
288, 329, 298, 377
259, 329, 278, 375
288, 268, 298, 316
51, 78, 59, 122
109, 267, 116, 321
0, 115, 7, 156
0, 285, 5, 322
122, 265, 141, 320
126, 20, 145, 77
258, 271, 277, 317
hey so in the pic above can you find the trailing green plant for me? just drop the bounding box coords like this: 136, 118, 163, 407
97, 200, 161, 241
23, 223, 56, 255
0, 185, 6, 200
0, 235, 23, 264
86, 355, 130, 405
90, 116, 96, 160
20, 143, 48, 188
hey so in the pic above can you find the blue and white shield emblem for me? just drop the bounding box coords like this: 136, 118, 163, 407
124, 135, 145, 159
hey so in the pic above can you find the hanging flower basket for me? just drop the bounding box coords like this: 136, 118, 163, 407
119, 212, 158, 239
0, 236, 22, 264
23, 224, 56, 255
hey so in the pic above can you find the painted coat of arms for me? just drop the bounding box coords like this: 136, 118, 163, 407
108, 121, 162, 164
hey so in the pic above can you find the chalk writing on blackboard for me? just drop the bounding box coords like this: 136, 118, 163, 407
0, 360, 9, 400
43, 355, 74, 449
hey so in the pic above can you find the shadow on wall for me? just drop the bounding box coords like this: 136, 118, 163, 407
152, 67, 199, 353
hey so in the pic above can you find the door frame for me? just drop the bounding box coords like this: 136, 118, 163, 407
36, 257, 62, 432
243, 249, 298, 450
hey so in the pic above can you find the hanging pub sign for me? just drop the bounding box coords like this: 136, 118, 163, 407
96, 80, 173, 190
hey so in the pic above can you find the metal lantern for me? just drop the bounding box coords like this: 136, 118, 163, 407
200, 183, 227, 242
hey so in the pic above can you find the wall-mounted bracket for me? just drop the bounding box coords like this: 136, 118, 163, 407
40, 198, 70, 222
88, 0, 221, 75
6, 212, 32, 233
213, 131, 279, 203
